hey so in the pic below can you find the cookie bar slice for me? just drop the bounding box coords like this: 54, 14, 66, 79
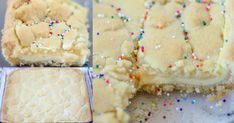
138, 0, 234, 100
93, 1, 138, 123
2, 68, 91, 122
1, 0, 90, 66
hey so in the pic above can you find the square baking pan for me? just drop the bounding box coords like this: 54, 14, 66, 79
0, 67, 93, 122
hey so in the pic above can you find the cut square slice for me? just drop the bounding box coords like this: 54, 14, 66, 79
138, 1, 234, 98
1, 0, 90, 66
2, 68, 91, 122
93, 1, 139, 122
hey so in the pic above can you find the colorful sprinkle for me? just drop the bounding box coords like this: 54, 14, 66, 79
97, 73, 104, 78
185, 35, 189, 40
49, 22, 54, 27
179, 108, 183, 111
144, 15, 147, 20
118, 13, 129, 23
221, 10, 225, 14
183, 31, 188, 35
202, 21, 207, 26
105, 79, 110, 84
222, 99, 226, 103
181, 22, 185, 27
191, 53, 198, 60
182, 4, 186, 8
148, 112, 151, 116
129, 74, 134, 79
141, 46, 145, 52
138, 34, 143, 40
205, 4, 211, 12
175, 10, 182, 18
191, 100, 196, 104
220, 2, 225, 6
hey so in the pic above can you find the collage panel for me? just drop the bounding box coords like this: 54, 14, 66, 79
93, 0, 234, 123
0, 67, 92, 122
0, 0, 93, 123
0, 0, 91, 67
1, 0, 234, 123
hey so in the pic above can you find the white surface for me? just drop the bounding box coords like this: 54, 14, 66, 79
128, 92, 234, 123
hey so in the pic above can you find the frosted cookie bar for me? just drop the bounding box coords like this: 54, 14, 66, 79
93, 0, 234, 122
2, 68, 91, 122
1, 0, 90, 66
138, 0, 234, 100
93, 1, 138, 122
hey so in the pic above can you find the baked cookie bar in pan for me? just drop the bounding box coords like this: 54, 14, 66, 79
1, 68, 92, 122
